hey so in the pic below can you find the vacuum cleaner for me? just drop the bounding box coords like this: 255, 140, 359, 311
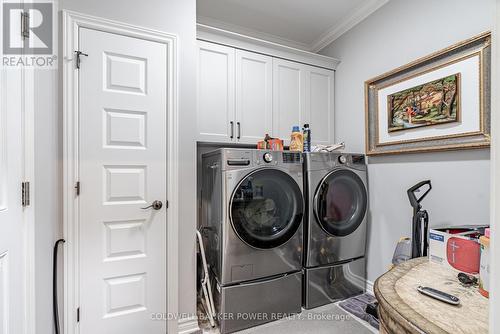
368, 180, 433, 321
407, 180, 432, 258
392, 180, 432, 264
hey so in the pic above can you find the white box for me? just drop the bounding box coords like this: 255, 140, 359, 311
428, 225, 487, 274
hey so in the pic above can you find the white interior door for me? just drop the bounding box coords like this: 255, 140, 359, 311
0, 67, 25, 334
78, 27, 167, 333
235, 50, 273, 143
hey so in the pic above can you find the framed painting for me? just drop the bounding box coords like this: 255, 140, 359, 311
365, 32, 491, 155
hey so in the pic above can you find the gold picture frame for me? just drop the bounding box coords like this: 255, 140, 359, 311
365, 32, 491, 155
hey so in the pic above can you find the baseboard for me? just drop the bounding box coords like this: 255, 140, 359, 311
178, 316, 201, 334
365, 279, 374, 296
344, 262, 374, 296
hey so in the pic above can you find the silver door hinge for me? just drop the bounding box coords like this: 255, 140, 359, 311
77, 307, 80, 322
21, 11, 30, 39
75, 182, 80, 196
22, 182, 30, 207
74, 51, 88, 69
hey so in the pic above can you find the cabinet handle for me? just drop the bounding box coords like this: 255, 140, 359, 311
237, 122, 241, 140
230, 121, 234, 139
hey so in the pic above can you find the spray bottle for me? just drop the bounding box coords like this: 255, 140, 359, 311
303, 124, 311, 152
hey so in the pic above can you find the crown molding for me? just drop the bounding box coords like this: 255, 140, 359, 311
310, 0, 390, 52
197, 24, 340, 70
197, 0, 389, 55
197, 15, 311, 51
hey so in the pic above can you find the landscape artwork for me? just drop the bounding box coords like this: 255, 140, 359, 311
387, 73, 461, 132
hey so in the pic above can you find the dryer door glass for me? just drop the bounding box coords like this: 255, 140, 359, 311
230, 169, 303, 249
315, 169, 367, 237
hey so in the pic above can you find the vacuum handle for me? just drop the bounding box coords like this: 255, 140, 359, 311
407, 180, 432, 208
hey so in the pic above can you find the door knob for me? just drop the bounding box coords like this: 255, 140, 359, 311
141, 200, 163, 210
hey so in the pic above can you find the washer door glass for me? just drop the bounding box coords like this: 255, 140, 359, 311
230, 169, 303, 249
314, 169, 367, 237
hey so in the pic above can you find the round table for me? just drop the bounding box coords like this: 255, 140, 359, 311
374, 257, 488, 334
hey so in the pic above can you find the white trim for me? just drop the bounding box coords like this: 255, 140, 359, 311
490, 2, 499, 333
345, 265, 374, 296
197, 24, 340, 70
310, 0, 390, 52
21, 0, 36, 332
197, 0, 389, 54
197, 15, 311, 51
0, 2, 35, 332
365, 279, 374, 296
178, 316, 200, 334
22, 66, 36, 334
62, 10, 179, 334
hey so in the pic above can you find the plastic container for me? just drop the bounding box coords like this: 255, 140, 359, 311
479, 229, 490, 298
289, 126, 303, 152
303, 124, 311, 152
257, 134, 284, 151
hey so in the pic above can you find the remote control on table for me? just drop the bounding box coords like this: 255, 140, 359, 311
416, 286, 460, 305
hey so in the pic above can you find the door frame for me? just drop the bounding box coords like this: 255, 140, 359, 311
490, 2, 499, 332
62, 11, 179, 334
0, 0, 36, 331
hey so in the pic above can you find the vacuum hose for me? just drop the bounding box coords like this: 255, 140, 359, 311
53, 239, 65, 334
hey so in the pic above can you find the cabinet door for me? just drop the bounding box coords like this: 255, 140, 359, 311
197, 41, 235, 142
235, 50, 273, 143
272, 58, 307, 145
305, 66, 334, 146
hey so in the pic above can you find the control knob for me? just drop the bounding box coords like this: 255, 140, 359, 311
263, 152, 273, 163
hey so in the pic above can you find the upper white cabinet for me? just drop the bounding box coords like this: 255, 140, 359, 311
305, 65, 335, 146
272, 58, 307, 145
272, 60, 334, 146
198, 41, 235, 142
236, 50, 273, 143
197, 40, 335, 146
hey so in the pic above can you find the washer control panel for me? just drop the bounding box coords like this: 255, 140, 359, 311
263, 152, 273, 163
282, 152, 302, 164
338, 155, 348, 164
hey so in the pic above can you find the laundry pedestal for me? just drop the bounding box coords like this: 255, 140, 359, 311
374, 257, 488, 334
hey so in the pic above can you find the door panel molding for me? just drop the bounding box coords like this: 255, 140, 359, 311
235, 49, 273, 143
62, 11, 180, 334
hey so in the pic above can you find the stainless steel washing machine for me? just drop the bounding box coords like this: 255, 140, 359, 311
201, 148, 304, 333
303, 152, 368, 309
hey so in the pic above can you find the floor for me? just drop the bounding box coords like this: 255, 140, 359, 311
199, 302, 377, 334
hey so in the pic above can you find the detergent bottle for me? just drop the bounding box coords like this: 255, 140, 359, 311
289, 126, 303, 152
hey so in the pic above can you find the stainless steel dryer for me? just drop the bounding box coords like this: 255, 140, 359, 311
201, 148, 304, 333
303, 152, 368, 309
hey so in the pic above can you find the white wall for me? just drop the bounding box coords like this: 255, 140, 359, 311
34, 1, 197, 332
320, 0, 494, 283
